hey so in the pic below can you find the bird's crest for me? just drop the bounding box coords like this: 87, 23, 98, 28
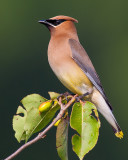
50, 15, 78, 23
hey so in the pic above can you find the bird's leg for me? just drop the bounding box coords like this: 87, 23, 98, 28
75, 92, 90, 102
57, 92, 90, 102
57, 92, 72, 101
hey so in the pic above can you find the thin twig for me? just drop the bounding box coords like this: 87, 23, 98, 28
4, 94, 78, 160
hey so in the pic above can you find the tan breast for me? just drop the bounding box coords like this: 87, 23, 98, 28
48, 37, 93, 94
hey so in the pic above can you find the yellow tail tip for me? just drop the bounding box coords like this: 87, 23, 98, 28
115, 131, 123, 139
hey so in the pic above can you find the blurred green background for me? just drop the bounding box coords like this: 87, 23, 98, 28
0, 0, 128, 159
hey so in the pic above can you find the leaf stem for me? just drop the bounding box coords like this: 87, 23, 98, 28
4, 94, 78, 160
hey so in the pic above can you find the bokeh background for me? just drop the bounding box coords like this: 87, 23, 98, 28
0, 0, 128, 159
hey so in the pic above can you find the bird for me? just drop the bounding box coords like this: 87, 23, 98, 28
38, 15, 123, 139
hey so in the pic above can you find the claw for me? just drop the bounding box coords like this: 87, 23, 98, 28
57, 92, 71, 101
75, 96, 80, 102
75, 92, 90, 102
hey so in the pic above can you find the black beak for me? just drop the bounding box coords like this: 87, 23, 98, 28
38, 19, 55, 29
38, 19, 53, 29
38, 20, 48, 25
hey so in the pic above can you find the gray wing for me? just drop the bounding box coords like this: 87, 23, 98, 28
69, 39, 112, 110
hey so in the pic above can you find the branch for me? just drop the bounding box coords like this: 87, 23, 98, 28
4, 94, 78, 160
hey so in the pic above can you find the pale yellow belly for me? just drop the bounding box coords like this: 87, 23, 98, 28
54, 62, 93, 95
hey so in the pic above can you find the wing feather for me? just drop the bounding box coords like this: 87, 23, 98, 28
69, 39, 112, 110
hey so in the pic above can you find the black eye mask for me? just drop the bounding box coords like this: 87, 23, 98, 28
46, 19, 66, 26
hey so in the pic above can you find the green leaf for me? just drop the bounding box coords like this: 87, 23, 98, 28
48, 92, 60, 100
13, 106, 27, 142
21, 94, 47, 111
24, 103, 60, 141
13, 94, 60, 142
70, 101, 100, 160
56, 118, 69, 160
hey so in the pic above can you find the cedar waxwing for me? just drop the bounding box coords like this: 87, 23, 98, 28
39, 15, 123, 138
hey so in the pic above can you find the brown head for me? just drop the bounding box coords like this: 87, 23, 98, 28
38, 15, 78, 37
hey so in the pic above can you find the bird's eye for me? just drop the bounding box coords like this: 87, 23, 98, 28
46, 19, 66, 26
55, 20, 61, 25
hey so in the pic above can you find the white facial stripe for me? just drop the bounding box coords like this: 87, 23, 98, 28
46, 22, 55, 27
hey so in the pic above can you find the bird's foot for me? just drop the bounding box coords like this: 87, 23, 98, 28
75, 92, 90, 102
57, 92, 72, 101
57, 92, 90, 103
